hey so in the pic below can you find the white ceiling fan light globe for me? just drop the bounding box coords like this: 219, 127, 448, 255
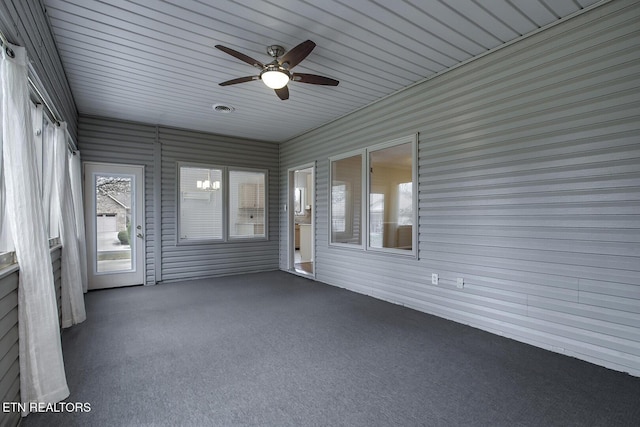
261, 70, 290, 89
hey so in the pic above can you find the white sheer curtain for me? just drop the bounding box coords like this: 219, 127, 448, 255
69, 149, 88, 292
1, 42, 69, 410
0, 80, 11, 253
41, 116, 57, 237
0, 71, 3, 252
0, 80, 5, 253
53, 123, 86, 326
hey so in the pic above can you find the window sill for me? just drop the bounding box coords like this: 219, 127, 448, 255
328, 243, 418, 259
0, 251, 16, 271
229, 236, 269, 242
366, 246, 417, 259
177, 236, 269, 246
328, 242, 364, 250
177, 238, 225, 246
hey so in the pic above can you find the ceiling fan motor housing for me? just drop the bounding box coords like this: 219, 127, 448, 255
261, 63, 290, 77
267, 45, 285, 58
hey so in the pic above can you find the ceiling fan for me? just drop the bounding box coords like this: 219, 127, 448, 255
215, 40, 339, 100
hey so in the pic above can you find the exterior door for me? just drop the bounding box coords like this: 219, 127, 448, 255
84, 162, 145, 289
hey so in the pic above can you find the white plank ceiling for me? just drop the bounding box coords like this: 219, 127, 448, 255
42, 0, 604, 142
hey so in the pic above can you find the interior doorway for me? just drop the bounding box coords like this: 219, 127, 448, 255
288, 164, 315, 277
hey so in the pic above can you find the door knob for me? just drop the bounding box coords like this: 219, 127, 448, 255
137, 232, 144, 239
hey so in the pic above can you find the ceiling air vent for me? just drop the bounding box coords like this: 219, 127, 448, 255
212, 104, 235, 113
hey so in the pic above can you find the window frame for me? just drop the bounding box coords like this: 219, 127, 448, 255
328, 134, 418, 258
227, 167, 269, 242
328, 149, 366, 250
366, 135, 418, 258
177, 161, 227, 244
176, 162, 268, 244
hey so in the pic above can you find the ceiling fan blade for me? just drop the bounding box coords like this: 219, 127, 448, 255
292, 73, 339, 86
215, 45, 264, 69
275, 86, 289, 100
219, 76, 260, 86
279, 40, 316, 70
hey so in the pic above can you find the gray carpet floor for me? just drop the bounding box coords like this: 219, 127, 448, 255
22, 271, 640, 426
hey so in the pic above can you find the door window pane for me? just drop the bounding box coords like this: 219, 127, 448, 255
179, 166, 223, 241
229, 170, 266, 238
369, 142, 414, 251
95, 174, 133, 272
330, 154, 362, 245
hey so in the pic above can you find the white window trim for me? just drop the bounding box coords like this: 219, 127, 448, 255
366, 134, 418, 259
177, 161, 227, 244
176, 162, 268, 244
227, 167, 269, 242
328, 149, 366, 250
328, 134, 418, 258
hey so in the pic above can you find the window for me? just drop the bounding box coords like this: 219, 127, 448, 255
177, 163, 267, 242
368, 193, 385, 248
331, 183, 347, 233
329, 153, 363, 246
368, 140, 415, 252
178, 165, 224, 241
229, 170, 266, 239
329, 135, 417, 256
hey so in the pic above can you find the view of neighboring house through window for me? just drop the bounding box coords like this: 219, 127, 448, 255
95, 174, 133, 272
329, 153, 363, 246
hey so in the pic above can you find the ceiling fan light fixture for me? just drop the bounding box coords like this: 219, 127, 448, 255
261, 69, 290, 89
216, 40, 338, 100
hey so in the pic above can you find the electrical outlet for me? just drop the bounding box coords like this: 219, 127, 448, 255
456, 277, 464, 289
431, 273, 439, 285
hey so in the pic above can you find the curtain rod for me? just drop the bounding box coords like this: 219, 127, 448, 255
29, 77, 78, 154
0, 29, 78, 153
0, 29, 14, 58
28, 76, 60, 126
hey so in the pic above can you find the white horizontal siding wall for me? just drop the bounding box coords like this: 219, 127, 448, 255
79, 116, 280, 284
0, 266, 19, 427
159, 127, 279, 282
279, 0, 640, 376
